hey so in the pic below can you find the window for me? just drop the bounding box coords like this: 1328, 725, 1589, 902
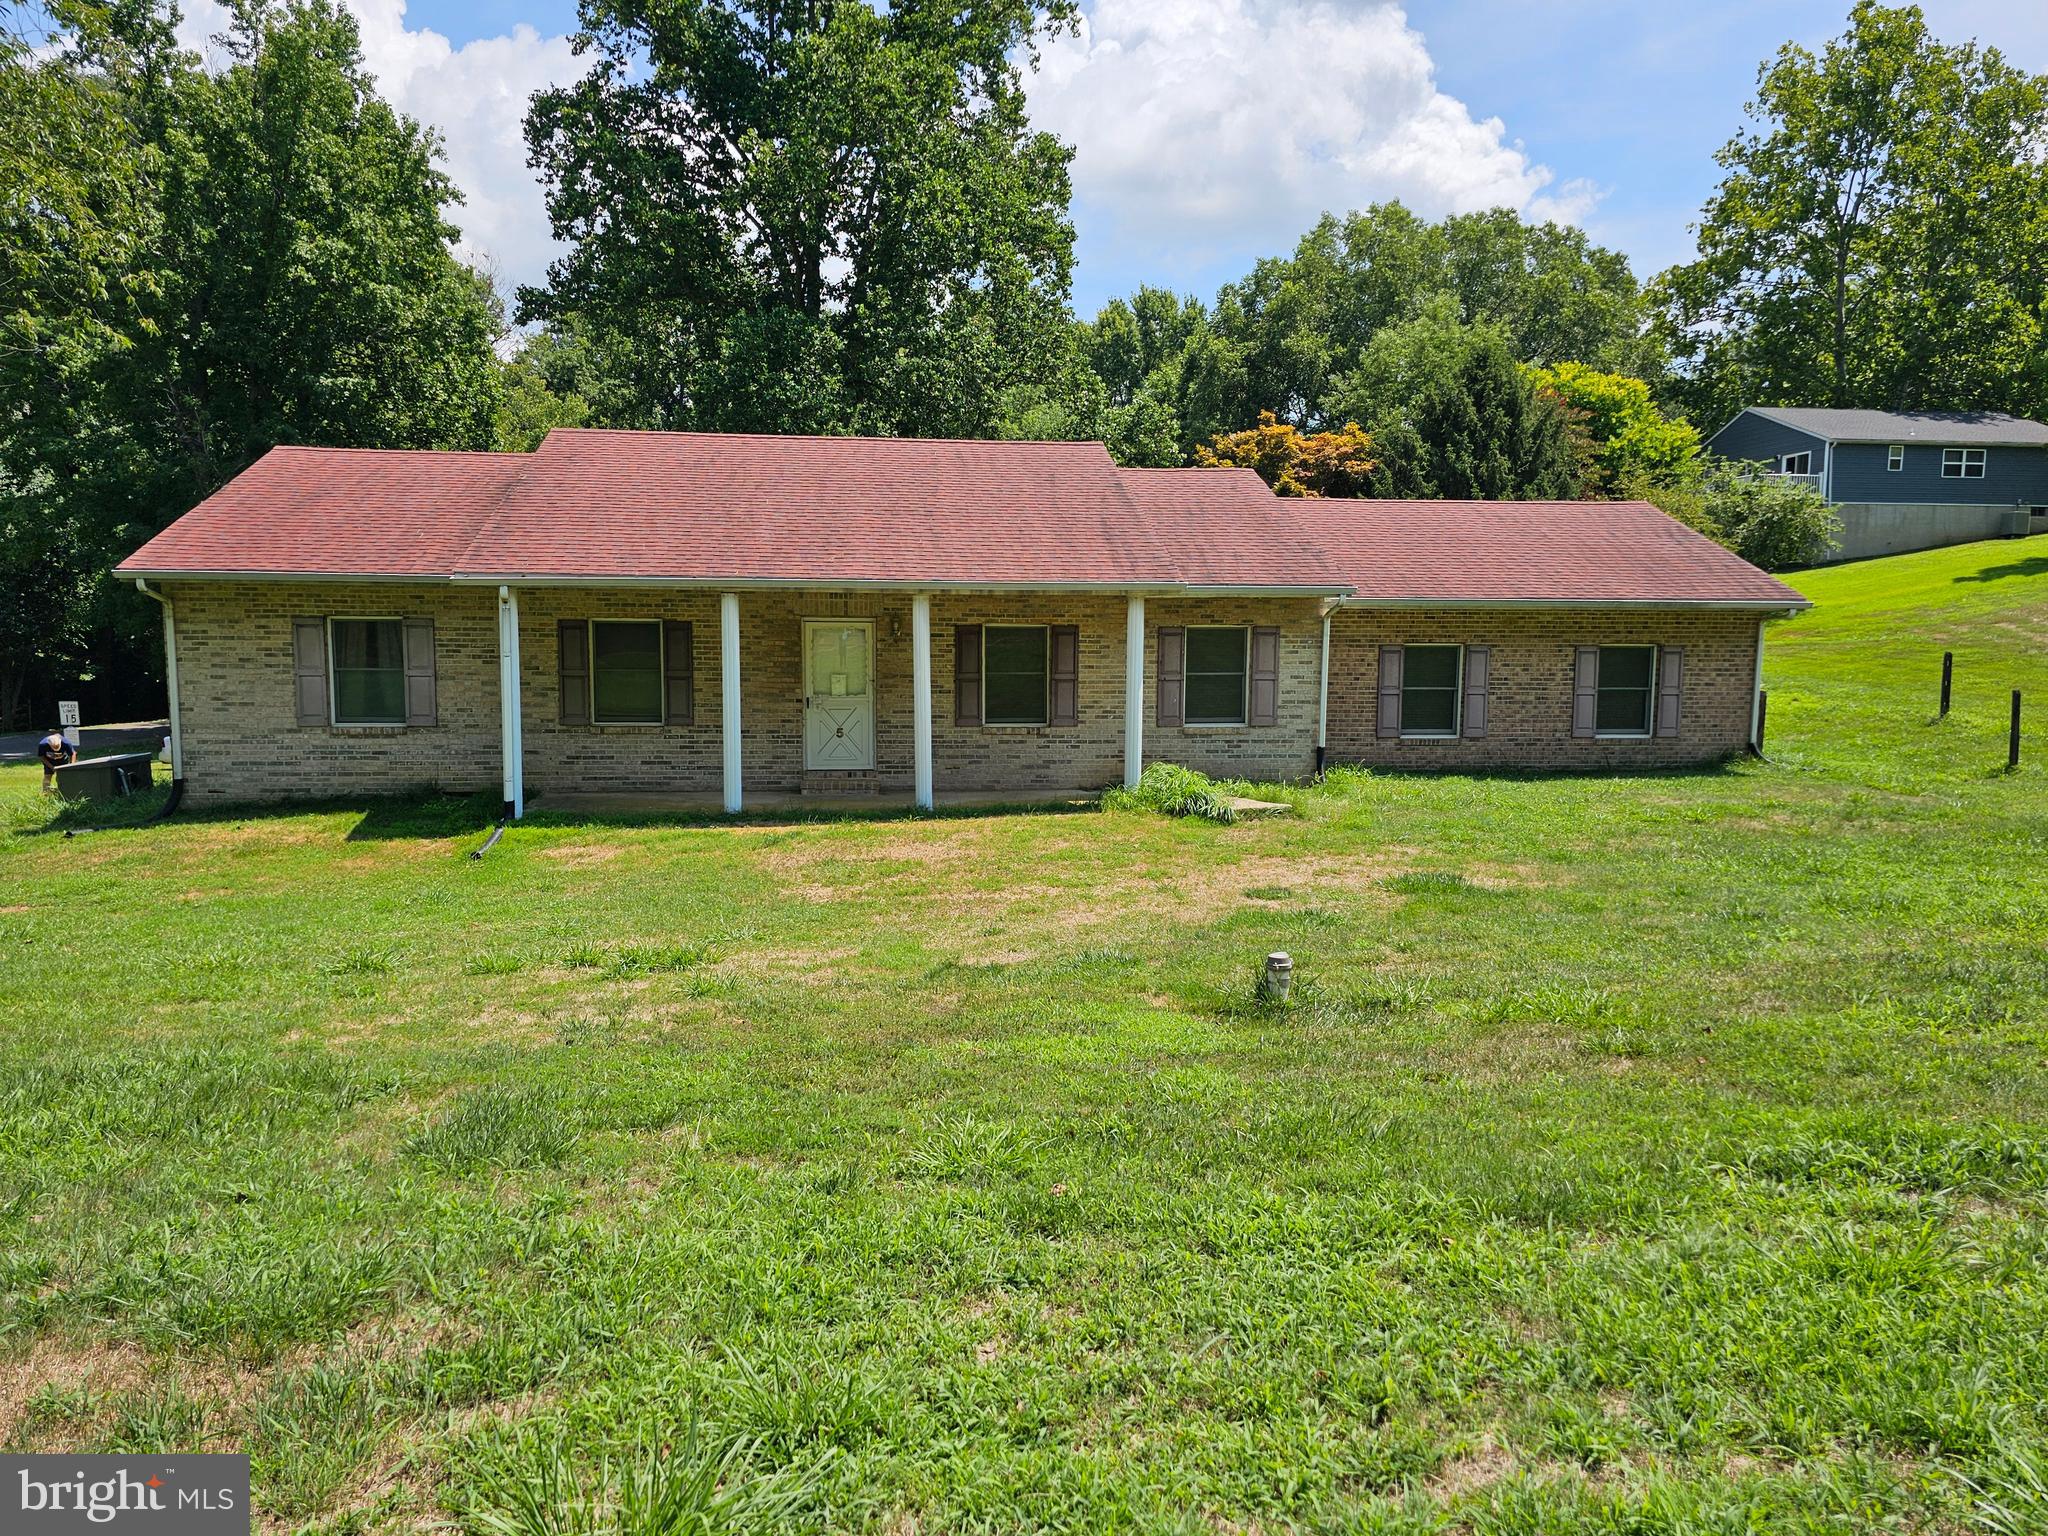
1184, 626, 1249, 725
983, 625, 1048, 726
1942, 447, 1987, 479
1595, 646, 1657, 737
1779, 451, 1812, 475
329, 619, 405, 725
590, 620, 663, 724
1399, 645, 1462, 736
1887, 444, 1905, 471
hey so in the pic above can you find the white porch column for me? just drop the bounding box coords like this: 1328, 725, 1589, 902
721, 592, 743, 814
497, 585, 524, 818
911, 593, 934, 810
1123, 594, 1146, 788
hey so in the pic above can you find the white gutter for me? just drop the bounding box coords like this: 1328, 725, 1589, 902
1333, 596, 1810, 613
132, 579, 184, 782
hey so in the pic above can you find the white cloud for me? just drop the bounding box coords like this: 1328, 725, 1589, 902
174, 0, 578, 299
1028, 0, 1601, 277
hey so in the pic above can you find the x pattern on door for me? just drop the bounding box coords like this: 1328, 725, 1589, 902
804, 621, 874, 770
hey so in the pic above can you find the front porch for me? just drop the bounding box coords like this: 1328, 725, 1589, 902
491, 585, 1324, 817
533, 785, 1105, 816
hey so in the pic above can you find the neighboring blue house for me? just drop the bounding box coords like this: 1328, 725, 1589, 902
1706, 407, 2048, 561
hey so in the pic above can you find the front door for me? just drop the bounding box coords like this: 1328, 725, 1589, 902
803, 619, 876, 770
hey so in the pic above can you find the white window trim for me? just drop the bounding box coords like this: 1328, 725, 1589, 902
1941, 447, 1987, 479
1183, 624, 1251, 728
588, 617, 667, 727
982, 623, 1050, 729
1779, 451, 1812, 475
1398, 643, 1464, 740
1593, 644, 1659, 740
327, 615, 406, 728
1887, 444, 1905, 471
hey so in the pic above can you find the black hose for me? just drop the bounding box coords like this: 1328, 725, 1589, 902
148, 777, 186, 822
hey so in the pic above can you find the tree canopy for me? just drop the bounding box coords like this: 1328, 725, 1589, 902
0, 0, 502, 727
520, 0, 1081, 439
1659, 0, 2048, 427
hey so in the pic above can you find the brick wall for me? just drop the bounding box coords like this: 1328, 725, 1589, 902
166, 581, 499, 806
1324, 608, 1763, 770
166, 582, 1764, 807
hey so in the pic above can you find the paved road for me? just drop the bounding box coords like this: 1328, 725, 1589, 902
0, 720, 169, 762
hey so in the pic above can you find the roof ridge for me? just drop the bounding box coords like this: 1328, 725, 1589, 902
538, 426, 1117, 450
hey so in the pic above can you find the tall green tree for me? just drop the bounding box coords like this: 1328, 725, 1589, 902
522, 0, 1079, 438
1326, 300, 1582, 499
1659, 1, 2048, 426
0, 0, 501, 728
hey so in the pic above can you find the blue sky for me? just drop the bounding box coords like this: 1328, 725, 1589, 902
177, 0, 2048, 317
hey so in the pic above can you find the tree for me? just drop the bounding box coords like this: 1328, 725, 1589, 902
521, 0, 1080, 439
0, 0, 502, 728
1659, 2, 2048, 428
1194, 412, 1377, 498
1527, 361, 1702, 497
1317, 296, 1583, 499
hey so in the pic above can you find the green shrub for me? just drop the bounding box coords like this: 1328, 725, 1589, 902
1102, 762, 1236, 823
1700, 460, 1843, 570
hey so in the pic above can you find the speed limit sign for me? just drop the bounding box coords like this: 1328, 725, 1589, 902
58, 700, 80, 728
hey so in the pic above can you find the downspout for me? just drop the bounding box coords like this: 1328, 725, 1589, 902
133, 579, 186, 816
1748, 617, 1767, 756
1315, 606, 1333, 776
497, 585, 524, 818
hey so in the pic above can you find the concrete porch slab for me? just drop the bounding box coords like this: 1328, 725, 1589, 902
533, 786, 1104, 818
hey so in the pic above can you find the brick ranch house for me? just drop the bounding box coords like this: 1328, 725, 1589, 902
115, 429, 1808, 814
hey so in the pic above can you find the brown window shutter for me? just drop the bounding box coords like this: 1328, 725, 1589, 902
954, 624, 982, 726
1156, 627, 1184, 727
664, 620, 694, 725
559, 620, 589, 726
1375, 646, 1402, 738
1461, 646, 1489, 739
1249, 626, 1280, 726
1049, 625, 1079, 727
293, 617, 328, 727
1656, 646, 1684, 737
1572, 646, 1600, 738
403, 618, 437, 727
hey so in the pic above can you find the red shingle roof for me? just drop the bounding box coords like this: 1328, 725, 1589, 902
116, 431, 1805, 608
1115, 467, 1348, 589
115, 447, 530, 579
455, 430, 1195, 587
1296, 499, 1808, 607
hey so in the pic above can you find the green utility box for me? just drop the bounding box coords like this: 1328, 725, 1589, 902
53, 751, 155, 801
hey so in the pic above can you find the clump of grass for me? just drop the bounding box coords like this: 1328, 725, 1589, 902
1384, 870, 1473, 894
1103, 762, 1236, 823
456, 1422, 826, 1536
404, 1088, 576, 1174
610, 942, 711, 975
463, 951, 525, 976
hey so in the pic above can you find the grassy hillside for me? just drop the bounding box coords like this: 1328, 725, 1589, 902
1, 538, 2044, 1534
1768, 533, 2048, 789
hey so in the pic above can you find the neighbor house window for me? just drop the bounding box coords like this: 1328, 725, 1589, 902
590, 620, 664, 724
1595, 646, 1657, 737
1185, 626, 1249, 725
1399, 645, 1462, 737
1887, 444, 1905, 471
983, 625, 1049, 726
1942, 448, 1987, 478
1779, 451, 1812, 475
328, 618, 405, 725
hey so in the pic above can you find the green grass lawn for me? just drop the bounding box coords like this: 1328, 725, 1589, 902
3, 537, 2046, 1535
